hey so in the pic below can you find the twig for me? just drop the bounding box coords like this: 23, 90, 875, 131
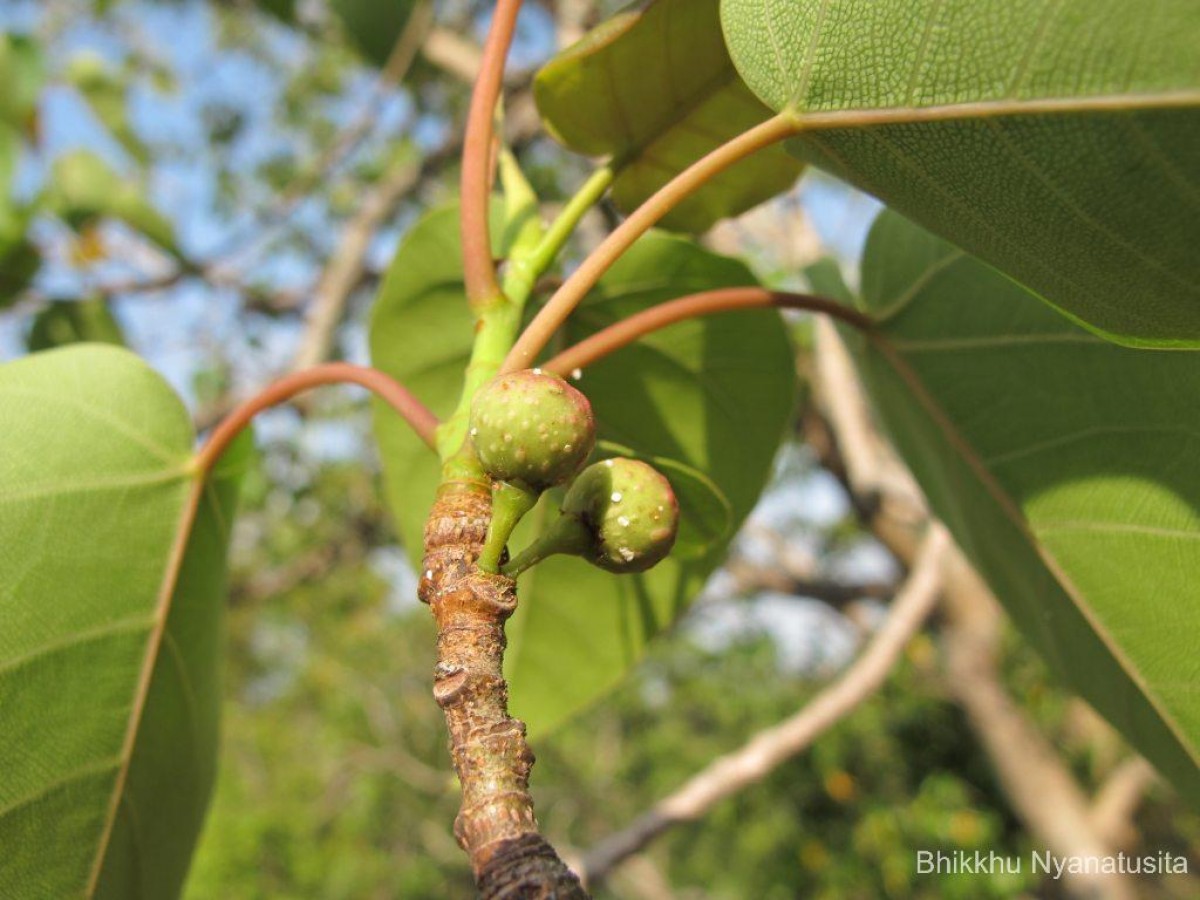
579, 525, 949, 887
1089, 756, 1159, 850
290, 156, 424, 370
940, 558, 1136, 900
543, 287, 873, 376
461, 0, 524, 307
193, 363, 437, 473
503, 114, 801, 372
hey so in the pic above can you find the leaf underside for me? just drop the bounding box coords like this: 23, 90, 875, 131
369, 205, 794, 734
0, 345, 247, 898
535, 0, 803, 232
721, 0, 1200, 347
849, 211, 1200, 804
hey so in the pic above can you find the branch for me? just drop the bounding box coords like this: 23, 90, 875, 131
193, 363, 438, 473
290, 156, 424, 371
543, 287, 873, 377
502, 114, 800, 371
723, 557, 895, 609
1089, 756, 1159, 850
461, 0, 524, 307
939, 559, 1136, 900
419, 486, 588, 897
579, 526, 949, 887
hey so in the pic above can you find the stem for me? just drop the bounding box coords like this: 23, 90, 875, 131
437, 165, 616, 460
504, 164, 615, 302
461, 0, 524, 309
502, 114, 800, 372
421, 486, 588, 897
193, 363, 438, 474
543, 287, 875, 376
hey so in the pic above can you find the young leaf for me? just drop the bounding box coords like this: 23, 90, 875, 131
27, 297, 126, 351
0, 345, 249, 897
535, 0, 803, 232
722, 0, 1200, 348
369, 209, 794, 734
846, 210, 1200, 803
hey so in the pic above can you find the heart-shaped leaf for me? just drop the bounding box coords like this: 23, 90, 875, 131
370, 207, 794, 733
535, 0, 803, 232
845, 210, 1200, 803
0, 345, 249, 897
722, 0, 1200, 348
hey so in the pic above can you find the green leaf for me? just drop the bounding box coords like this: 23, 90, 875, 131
370, 208, 794, 734
27, 297, 126, 351
47, 150, 181, 257
67, 53, 150, 166
535, 0, 803, 232
846, 210, 1200, 803
722, 0, 1200, 348
0, 34, 44, 134
329, 0, 417, 68
0, 345, 249, 897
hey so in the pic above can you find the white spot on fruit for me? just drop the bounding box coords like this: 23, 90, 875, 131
570, 368, 582, 381
611, 491, 622, 503
617, 516, 630, 527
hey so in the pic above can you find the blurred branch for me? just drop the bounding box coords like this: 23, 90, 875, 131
578, 526, 949, 888
809, 322, 1150, 900
1089, 756, 1159, 851
940, 557, 1137, 900
723, 556, 894, 609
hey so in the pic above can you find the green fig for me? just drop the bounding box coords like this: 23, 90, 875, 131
470, 370, 595, 493
503, 458, 680, 577
470, 369, 596, 573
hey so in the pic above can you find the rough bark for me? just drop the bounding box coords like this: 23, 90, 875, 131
418, 483, 588, 898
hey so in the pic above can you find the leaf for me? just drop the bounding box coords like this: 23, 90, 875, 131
47, 150, 181, 258
329, 0, 417, 68
721, 0, 1200, 348
0, 34, 43, 135
535, 0, 803, 232
27, 297, 126, 351
0, 345, 249, 897
370, 207, 794, 734
845, 210, 1200, 803
67, 53, 150, 165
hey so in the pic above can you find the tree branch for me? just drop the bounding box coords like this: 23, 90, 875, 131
578, 525, 949, 888
939, 558, 1137, 900
419, 485, 588, 897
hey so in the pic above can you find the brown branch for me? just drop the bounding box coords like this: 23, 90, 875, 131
1089, 756, 1159, 850
723, 557, 895, 609
290, 156, 424, 370
542, 288, 874, 377
940, 559, 1136, 900
579, 526, 949, 888
419, 485, 587, 897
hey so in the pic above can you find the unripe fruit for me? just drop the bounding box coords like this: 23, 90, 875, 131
502, 457, 680, 577
470, 370, 595, 492
562, 458, 679, 572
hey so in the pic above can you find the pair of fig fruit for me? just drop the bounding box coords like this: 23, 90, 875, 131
470, 370, 678, 577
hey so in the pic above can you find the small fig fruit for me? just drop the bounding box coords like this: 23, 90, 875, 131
470, 370, 595, 492
502, 457, 680, 577
563, 458, 679, 572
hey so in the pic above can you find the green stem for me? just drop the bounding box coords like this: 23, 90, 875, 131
478, 480, 539, 573
504, 165, 616, 303
437, 164, 616, 462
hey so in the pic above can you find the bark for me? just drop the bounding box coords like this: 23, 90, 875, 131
419, 483, 588, 898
